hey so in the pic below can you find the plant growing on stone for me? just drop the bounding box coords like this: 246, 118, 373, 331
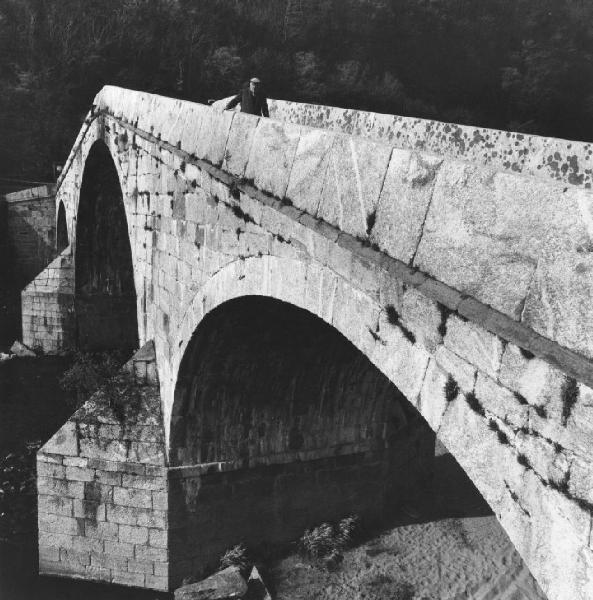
59, 350, 129, 411
219, 543, 251, 575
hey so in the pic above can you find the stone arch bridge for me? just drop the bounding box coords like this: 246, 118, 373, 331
25, 85, 593, 599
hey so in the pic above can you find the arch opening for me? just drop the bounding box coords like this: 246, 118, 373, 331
169, 296, 436, 581
56, 200, 69, 253
74, 140, 138, 352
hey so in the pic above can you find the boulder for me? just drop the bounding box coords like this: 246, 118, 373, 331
10, 341, 36, 357
245, 566, 272, 600
174, 566, 248, 600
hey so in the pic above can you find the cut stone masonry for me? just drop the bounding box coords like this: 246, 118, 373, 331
28, 86, 593, 599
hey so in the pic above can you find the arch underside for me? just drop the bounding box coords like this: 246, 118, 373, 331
74, 140, 138, 352
169, 294, 437, 581
56, 200, 69, 253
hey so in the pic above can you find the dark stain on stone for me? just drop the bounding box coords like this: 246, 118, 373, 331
231, 204, 255, 225
513, 391, 528, 406
561, 377, 579, 426
83, 480, 102, 526
437, 303, 453, 337
366, 210, 377, 236
444, 375, 459, 403
465, 392, 485, 417
519, 347, 535, 360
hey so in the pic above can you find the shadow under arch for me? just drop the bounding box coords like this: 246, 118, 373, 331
168, 295, 437, 583
56, 200, 69, 253
74, 140, 138, 352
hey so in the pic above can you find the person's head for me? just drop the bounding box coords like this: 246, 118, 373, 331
249, 77, 261, 94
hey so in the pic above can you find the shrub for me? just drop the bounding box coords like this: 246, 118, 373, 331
59, 350, 129, 412
299, 515, 360, 560
220, 543, 251, 575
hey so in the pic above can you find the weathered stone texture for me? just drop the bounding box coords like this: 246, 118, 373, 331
4, 185, 57, 286
29, 86, 593, 599
37, 342, 169, 591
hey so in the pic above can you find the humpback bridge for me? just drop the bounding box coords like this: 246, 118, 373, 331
27, 85, 593, 598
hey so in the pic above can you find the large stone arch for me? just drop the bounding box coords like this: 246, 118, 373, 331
168, 293, 436, 579
74, 139, 139, 352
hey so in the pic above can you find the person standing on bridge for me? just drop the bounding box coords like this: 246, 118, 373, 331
225, 77, 269, 117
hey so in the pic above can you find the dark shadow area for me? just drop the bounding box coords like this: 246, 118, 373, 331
56, 201, 69, 253
74, 141, 138, 353
169, 296, 436, 585
0, 356, 170, 600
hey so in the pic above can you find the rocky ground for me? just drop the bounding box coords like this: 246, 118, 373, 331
269, 447, 547, 600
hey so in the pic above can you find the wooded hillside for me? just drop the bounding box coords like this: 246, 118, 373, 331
1, 0, 592, 184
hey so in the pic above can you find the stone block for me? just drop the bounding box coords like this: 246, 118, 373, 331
114, 486, 153, 509
174, 566, 247, 600
39, 513, 83, 536
195, 108, 235, 167
128, 559, 155, 574
70, 534, 106, 553
285, 127, 334, 214
444, 315, 503, 379
106, 503, 140, 526
38, 477, 85, 499
145, 574, 169, 591
475, 373, 529, 429
419, 358, 450, 432
371, 149, 442, 263
222, 112, 260, 178
433, 345, 476, 393
37, 461, 66, 479
90, 550, 127, 571
152, 491, 168, 510
104, 539, 135, 558
317, 133, 391, 239
400, 287, 442, 353
244, 119, 301, 199
414, 163, 561, 319
65, 466, 95, 482
42, 421, 78, 457
522, 188, 593, 359
59, 548, 91, 568
121, 473, 165, 490
38, 494, 73, 517
135, 544, 168, 563
84, 520, 119, 540
119, 524, 149, 545
39, 545, 60, 563
136, 508, 167, 529
111, 570, 146, 587
149, 528, 167, 548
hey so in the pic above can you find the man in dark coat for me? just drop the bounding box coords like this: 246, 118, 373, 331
225, 77, 269, 117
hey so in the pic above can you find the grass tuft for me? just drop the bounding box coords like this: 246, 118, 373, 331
519, 347, 535, 360
220, 543, 251, 576
465, 392, 485, 417
516, 453, 531, 470
444, 375, 459, 403
561, 377, 579, 426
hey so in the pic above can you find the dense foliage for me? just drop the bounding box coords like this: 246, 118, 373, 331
1, 0, 592, 185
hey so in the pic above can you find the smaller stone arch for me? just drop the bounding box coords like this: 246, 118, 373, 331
56, 200, 69, 253
74, 140, 138, 352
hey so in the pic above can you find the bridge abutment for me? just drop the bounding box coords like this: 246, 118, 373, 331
37, 341, 169, 590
